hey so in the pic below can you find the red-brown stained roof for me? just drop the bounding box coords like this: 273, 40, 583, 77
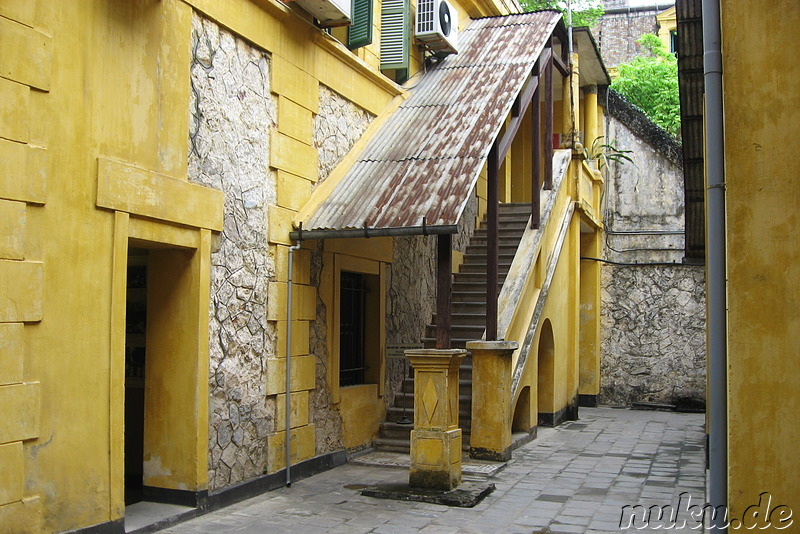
299, 11, 562, 233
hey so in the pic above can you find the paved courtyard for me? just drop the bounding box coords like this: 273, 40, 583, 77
157, 407, 706, 533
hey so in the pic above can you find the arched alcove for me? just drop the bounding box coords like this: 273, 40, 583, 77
512, 386, 531, 433
537, 318, 555, 426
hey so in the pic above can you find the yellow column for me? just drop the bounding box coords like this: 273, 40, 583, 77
405, 349, 466, 491
561, 51, 581, 149
584, 85, 598, 149
466, 341, 518, 462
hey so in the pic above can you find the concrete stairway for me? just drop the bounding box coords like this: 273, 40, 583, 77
376, 203, 532, 453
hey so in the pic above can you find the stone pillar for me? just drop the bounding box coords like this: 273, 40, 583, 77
405, 348, 466, 491
466, 340, 518, 462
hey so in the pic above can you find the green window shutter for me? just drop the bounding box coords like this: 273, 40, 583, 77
380, 0, 409, 71
348, 0, 373, 49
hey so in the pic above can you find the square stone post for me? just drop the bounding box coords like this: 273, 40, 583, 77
405, 348, 466, 490
466, 340, 518, 462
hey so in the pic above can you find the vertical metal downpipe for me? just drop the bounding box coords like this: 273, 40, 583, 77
702, 0, 727, 528
286, 241, 302, 486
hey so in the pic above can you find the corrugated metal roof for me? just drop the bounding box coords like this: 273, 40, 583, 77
298, 11, 562, 233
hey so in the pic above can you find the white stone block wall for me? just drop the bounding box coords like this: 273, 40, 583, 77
314, 85, 374, 184
188, 15, 278, 489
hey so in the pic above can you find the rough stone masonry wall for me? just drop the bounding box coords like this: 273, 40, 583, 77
600, 265, 705, 407
599, 114, 705, 407
314, 85, 374, 184
188, 15, 278, 490
309, 86, 374, 453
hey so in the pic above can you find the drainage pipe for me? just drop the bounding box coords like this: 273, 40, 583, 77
285, 241, 302, 487
702, 0, 727, 528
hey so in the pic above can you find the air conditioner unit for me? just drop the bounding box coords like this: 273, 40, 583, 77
292, 0, 351, 27
415, 0, 458, 55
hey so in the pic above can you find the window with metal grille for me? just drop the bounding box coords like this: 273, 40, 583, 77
340, 272, 368, 386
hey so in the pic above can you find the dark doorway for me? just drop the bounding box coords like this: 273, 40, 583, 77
125, 248, 148, 505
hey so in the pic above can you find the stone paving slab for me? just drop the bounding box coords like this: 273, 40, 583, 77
156, 408, 706, 533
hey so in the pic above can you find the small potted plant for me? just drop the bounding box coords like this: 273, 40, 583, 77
583, 136, 633, 171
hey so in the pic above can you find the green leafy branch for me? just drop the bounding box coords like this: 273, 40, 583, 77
610, 34, 681, 137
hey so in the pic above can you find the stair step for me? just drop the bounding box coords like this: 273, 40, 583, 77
453, 271, 508, 291
497, 202, 534, 211
432, 313, 487, 326
453, 301, 487, 312
451, 290, 488, 303
459, 263, 513, 274
426, 323, 484, 335
465, 244, 520, 254
377, 202, 536, 452
462, 253, 517, 264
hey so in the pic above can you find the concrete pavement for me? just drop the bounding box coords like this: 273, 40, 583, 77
155, 407, 706, 533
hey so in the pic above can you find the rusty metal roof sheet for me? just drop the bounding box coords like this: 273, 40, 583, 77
298, 11, 562, 234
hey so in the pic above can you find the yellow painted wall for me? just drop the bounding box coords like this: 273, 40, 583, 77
0, 0, 409, 530
720, 0, 800, 519
0, 1, 224, 531
340, 384, 386, 448
513, 217, 582, 422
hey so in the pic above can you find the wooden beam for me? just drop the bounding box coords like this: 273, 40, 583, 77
553, 50, 569, 78
532, 59, 541, 230
486, 144, 499, 341
495, 73, 539, 168
436, 233, 452, 349
544, 41, 554, 190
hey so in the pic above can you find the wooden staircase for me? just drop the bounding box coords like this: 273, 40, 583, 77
376, 203, 532, 453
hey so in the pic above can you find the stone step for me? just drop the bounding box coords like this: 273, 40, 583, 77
451, 290, 488, 303
458, 266, 513, 278
377, 203, 533, 453
453, 301, 487, 314
465, 244, 520, 255
459, 261, 514, 273
496, 202, 535, 214
462, 252, 517, 264
432, 313, 487, 326
390, 391, 474, 410
467, 237, 525, 248
454, 273, 510, 285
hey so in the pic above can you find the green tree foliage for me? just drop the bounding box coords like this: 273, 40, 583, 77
520, 0, 604, 27
611, 34, 681, 137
